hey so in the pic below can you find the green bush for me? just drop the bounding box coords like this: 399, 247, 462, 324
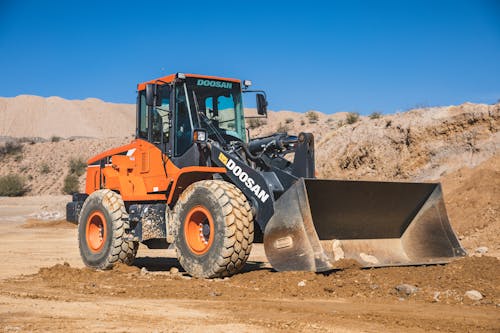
40, 163, 50, 174
346, 112, 360, 124
63, 174, 79, 194
51, 136, 61, 142
69, 157, 87, 176
369, 112, 382, 120
0, 174, 27, 197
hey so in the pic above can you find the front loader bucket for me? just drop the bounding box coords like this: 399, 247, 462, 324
263, 178, 466, 272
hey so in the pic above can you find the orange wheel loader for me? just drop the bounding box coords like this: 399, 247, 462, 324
66, 73, 466, 278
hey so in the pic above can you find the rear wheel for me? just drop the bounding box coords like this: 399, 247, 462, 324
78, 189, 138, 269
173, 180, 254, 278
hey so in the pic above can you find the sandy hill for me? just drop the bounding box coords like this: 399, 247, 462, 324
0, 95, 135, 139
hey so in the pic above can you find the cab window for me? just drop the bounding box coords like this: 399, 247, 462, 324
138, 91, 148, 139
151, 85, 171, 144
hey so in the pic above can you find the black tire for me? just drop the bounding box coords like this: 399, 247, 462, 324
78, 189, 138, 269
173, 180, 254, 278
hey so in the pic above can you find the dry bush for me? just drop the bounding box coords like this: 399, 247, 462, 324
63, 174, 79, 194
305, 111, 319, 123
247, 118, 266, 129
40, 163, 51, 174
0, 174, 27, 197
69, 157, 87, 176
369, 112, 382, 120
0, 140, 23, 157
285, 118, 294, 124
346, 112, 360, 124
51, 136, 61, 142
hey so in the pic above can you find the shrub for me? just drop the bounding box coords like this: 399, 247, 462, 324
247, 118, 266, 129
369, 112, 382, 120
285, 118, 294, 124
305, 111, 319, 123
51, 136, 61, 142
63, 174, 79, 194
300, 119, 305, 126
0, 174, 27, 196
40, 163, 50, 174
0, 140, 23, 157
346, 112, 360, 124
69, 157, 87, 176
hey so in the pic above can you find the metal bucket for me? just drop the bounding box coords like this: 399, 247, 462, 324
263, 178, 466, 272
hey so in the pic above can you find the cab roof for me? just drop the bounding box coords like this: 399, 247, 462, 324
137, 73, 241, 91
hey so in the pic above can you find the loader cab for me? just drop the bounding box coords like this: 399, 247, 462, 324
137, 74, 246, 166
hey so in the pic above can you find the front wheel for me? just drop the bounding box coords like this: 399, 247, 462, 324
78, 189, 138, 269
173, 180, 254, 278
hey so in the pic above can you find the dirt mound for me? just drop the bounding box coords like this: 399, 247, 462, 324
13, 256, 497, 307
0, 95, 134, 139
442, 154, 500, 235
440, 155, 500, 257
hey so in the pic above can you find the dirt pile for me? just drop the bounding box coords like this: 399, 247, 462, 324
0, 95, 134, 139
6, 256, 498, 307
441, 154, 500, 257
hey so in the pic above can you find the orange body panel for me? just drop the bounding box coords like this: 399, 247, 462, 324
136, 73, 241, 91
84, 139, 225, 204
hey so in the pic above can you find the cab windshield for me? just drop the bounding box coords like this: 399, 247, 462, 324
186, 77, 246, 142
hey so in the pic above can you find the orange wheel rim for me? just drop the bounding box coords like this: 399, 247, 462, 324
184, 205, 214, 255
86, 211, 107, 252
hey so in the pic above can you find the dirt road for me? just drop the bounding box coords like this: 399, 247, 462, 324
0, 196, 499, 332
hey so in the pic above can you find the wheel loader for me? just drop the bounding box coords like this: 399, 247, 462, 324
66, 73, 466, 278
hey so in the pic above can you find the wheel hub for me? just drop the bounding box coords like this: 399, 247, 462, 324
86, 211, 107, 252
185, 206, 214, 255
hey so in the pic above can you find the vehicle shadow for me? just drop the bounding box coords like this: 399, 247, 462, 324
133, 257, 270, 274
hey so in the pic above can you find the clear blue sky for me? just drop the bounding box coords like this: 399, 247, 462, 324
1, 0, 499, 114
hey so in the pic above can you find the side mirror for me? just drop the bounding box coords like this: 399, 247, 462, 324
146, 84, 162, 107
256, 93, 268, 115
145, 84, 156, 107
